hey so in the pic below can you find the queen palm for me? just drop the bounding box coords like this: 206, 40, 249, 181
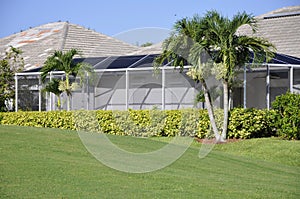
41, 49, 93, 111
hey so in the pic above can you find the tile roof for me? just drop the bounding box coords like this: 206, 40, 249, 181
0, 22, 139, 71
237, 6, 300, 58
1, 6, 299, 72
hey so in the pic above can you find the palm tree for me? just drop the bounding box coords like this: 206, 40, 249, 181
200, 11, 275, 139
155, 16, 221, 141
42, 78, 63, 110
41, 49, 93, 111
155, 11, 275, 142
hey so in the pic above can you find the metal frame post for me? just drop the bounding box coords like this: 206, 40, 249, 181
49, 72, 53, 111
290, 65, 294, 93
243, 65, 247, 108
15, 74, 18, 112
266, 64, 270, 110
162, 67, 165, 110
38, 75, 42, 111
125, 69, 129, 110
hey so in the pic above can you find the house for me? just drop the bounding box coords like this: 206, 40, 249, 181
234, 5, 300, 109
1, 6, 299, 111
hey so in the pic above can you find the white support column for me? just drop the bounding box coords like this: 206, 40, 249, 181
162, 67, 165, 110
86, 72, 89, 110
266, 64, 270, 110
15, 74, 18, 112
125, 70, 129, 110
243, 65, 247, 109
49, 72, 53, 111
38, 75, 42, 112
290, 66, 294, 93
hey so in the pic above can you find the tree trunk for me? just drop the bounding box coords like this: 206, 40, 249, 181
66, 73, 70, 111
56, 95, 61, 110
201, 80, 220, 141
221, 81, 229, 141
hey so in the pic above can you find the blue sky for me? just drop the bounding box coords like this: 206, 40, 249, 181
0, 0, 299, 44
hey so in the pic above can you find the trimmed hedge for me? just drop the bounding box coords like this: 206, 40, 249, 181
0, 108, 281, 139
0, 111, 76, 130
228, 108, 276, 139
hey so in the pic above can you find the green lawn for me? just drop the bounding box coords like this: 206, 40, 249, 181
0, 125, 299, 198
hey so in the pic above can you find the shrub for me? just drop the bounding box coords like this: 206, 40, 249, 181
0, 111, 76, 130
271, 92, 300, 140
0, 108, 278, 139
228, 108, 269, 139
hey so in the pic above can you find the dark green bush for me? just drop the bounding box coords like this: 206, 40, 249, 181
271, 92, 300, 140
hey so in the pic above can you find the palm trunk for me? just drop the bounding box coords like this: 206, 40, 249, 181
56, 95, 61, 110
66, 73, 70, 111
201, 80, 220, 141
221, 81, 229, 141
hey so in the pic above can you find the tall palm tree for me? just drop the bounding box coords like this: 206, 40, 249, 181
155, 11, 275, 142
41, 49, 93, 111
200, 11, 275, 139
155, 16, 221, 141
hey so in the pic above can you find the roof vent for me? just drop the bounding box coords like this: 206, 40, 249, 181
264, 11, 300, 19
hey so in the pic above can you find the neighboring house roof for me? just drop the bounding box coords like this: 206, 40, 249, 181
0, 22, 139, 71
237, 5, 300, 58
128, 42, 163, 55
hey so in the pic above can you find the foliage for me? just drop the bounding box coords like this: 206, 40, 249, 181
198, 11, 276, 139
41, 49, 94, 110
42, 78, 63, 109
271, 92, 300, 140
0, 108, 281, 139
140, 42, 153, 47
0, 46, 24, 112
154, 14, 221, 141
0, 111, 75, 130
228, 108, 275, 139
154, 10, 275, 141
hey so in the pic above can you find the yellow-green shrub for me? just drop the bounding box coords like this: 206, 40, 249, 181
0, 108, 278, 139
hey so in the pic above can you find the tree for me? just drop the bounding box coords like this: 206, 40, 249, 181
41, 49, 93, 111
155, 11, 275, 142
154, 16, 222, 141
0, 46, 24, 112
42, 78, 63, 110
200, 11, 275, 139
141, 42, 153, 47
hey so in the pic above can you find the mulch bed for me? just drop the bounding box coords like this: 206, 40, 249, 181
194, 137, 242, 144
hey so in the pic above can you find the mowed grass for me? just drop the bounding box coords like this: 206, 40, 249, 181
0, 125, 299, 198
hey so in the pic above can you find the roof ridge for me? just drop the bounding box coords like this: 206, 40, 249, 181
60, 22, 69, 50
257, 5, 300, 19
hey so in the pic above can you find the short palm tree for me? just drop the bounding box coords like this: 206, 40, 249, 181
42, 78, 63, 110
41, 49, 93, 111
